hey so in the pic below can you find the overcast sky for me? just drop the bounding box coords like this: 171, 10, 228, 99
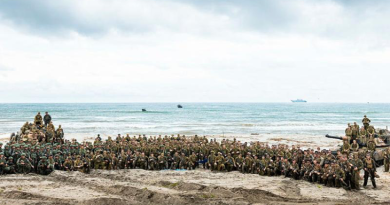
0, 0, 389, 103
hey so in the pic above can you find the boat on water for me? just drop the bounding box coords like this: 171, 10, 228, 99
177, 104, 183, 108
142, 109, 147, 112
291, 99, 307, 103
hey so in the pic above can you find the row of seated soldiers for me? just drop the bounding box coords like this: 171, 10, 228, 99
1, 134, 389, 190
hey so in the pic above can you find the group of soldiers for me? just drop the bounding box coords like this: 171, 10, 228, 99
0, 113, 388, 191
14, 112, 64, 144
344, 115, 376, 145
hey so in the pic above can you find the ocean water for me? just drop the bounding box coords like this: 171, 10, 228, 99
1, 103, 390, 137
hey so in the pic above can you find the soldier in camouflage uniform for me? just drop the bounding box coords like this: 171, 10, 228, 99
362, 115, 371, 130
349, 152, 363, 189
363, 154, 377, 189
34, 112, 43, 126
384, 147, 390, 172
37, 156, 53, 175
158, 153, 167, 170
17, 153, 33, 174
73, 155, 84, 172
215, 152, 226, 171
0, 152, 6, 175
63, 157, 73, 171
345, 124, 352, 142
4, 157, 15, 174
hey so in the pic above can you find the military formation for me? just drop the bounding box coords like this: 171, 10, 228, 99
1, 113, 389, 191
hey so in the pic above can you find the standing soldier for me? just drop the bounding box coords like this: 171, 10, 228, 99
47, 122, 56, 143
334, 164, 347, 187
44, 112, 52, 127
0, 152, 6, 175
359, 127, 367, 145
56, 125, 64, 144
362, 115, 371, 130
353, 122, 360, 133
34, 112, 43, 126
345, 124, 352, 142
383, 147, 390, 172
363, 154, 377, 189
351, 123, 359, 143
349, 152, 363, 189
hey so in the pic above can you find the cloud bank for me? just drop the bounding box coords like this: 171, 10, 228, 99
0, 0, 389, 102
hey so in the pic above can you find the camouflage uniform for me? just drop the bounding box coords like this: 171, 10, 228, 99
384, 148, 390, 172
363, 156, 377, 188
37, 156, 53, 175
349, 153, 363, 189
17, 153, 33, 174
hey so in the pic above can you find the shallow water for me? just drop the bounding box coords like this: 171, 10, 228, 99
0, 103, 389, 136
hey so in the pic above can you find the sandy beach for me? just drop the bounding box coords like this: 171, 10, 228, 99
0, 165, 389, 205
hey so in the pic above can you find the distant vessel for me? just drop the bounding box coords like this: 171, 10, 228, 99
177, 104, 183, 108
142, 109, 147, 112
291, 99, 307, 103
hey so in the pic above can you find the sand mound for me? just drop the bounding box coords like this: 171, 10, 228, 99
1, 168, 390, 205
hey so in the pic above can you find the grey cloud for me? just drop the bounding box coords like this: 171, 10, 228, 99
0, 0, 389, 41
0, 0, 313, 36
173, 0, 297, 30
0, 0, 154, 36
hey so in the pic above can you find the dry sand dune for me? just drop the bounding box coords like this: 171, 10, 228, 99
0, 167, 389, 205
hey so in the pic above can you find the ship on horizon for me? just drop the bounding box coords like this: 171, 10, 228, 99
291, 99, 307, 103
